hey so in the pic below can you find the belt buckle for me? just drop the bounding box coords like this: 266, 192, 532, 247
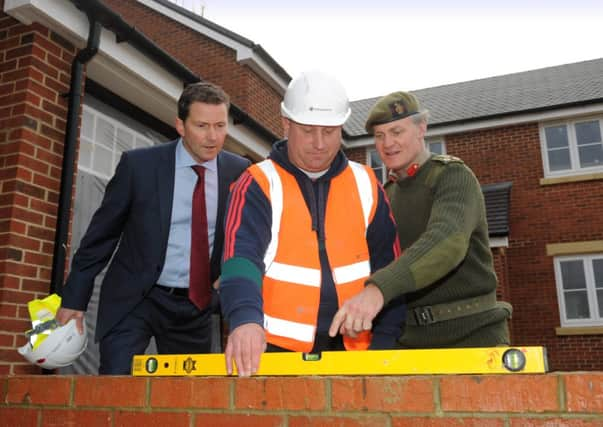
413, 306, 435, 325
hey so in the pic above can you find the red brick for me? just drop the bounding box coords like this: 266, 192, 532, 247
235, 377, 326, 411
0, 319, 31, 336
11, 364, 43, 375
74, 376, 147, 407
5, 234, 42, 252
0, 301, 17, 317
33, 33, 62, 57
12, 206, 44, 224
332, 377, 434, 412
1, 348, 31, 363
33, 173, 60, 191
510, 419, 603, 427
440, 375, 559, 413
0, 288, 35, 305
22, 278, 51, 293
0, 332, 15, 346
290, 415, 390, 427
2, 260, 39, 277
0, 407, 39, 427
115, 410, 191, 427
193, 414, 284, 427
41, 409, 113, 427
393, 418, 505, 427
565, 373, 603, 413
18, 55, 59, 80
150, 377, 230, 409
24, 251, 52, 266
6, 375, 72, 405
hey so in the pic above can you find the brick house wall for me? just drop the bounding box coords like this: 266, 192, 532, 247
102, 0, 284, 137
1, 373, 602, 426
0, 1, 77, 374
448, 123, 603, 371
0, 0, 285, 374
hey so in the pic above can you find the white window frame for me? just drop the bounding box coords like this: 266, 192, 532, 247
79, 104, 157, 180
554, 254, 603, 327
426, 138, 446, 155
540, 115, 603, 178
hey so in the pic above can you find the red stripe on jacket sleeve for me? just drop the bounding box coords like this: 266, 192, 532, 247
223, 172, 253, 260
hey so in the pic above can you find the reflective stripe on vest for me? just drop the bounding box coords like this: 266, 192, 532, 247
249, 159, 378, 352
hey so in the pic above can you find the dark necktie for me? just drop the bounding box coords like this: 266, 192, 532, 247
189, 165, 210, 310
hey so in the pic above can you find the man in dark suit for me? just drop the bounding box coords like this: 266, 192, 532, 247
56, 82, 251, 374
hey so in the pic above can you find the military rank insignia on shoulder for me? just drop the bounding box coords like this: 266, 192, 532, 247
432, 154, 463, 164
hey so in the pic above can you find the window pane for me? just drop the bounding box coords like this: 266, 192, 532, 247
78, 138, 93, 169
95, 118, 115, 149
82, 110, 94, 139
548, 148, 571, 171
545, 125, 569, 149
598, 289, 603, 318
116, 128, 134, 153
560, 260, 586, 290
93, 146, 113, 177
564, 290, 590, 319
575, 121, 601, 145
429, 142, 444, 154
578, 144, 603, 168
594, 259, 603, 288
370, 150, 383, 167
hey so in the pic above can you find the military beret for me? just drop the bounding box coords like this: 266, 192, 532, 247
364, 91, 421, 133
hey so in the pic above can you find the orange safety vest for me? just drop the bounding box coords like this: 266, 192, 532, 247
248, 159, 379, 352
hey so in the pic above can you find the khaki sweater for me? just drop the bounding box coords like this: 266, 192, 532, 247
368, 154, 511, 347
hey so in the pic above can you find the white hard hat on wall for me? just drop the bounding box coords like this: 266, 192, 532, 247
281, 70, 351, 126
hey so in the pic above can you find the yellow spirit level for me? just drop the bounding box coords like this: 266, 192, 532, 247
131, 346, 547, 376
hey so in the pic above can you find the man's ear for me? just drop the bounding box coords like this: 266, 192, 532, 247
281, 117, 290, 138
175, 118, 185, 138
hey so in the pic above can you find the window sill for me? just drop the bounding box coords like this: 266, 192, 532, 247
555, 326, 603, 336
540, 172, 603, 185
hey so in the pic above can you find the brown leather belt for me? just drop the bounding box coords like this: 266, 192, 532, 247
406, 292, 499, 326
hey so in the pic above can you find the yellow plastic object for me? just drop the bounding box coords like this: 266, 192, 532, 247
26, 294, 61, 349
132, 346, 547, 376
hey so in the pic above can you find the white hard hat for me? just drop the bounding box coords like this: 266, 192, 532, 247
281, 70, 351, 126
18, 319, 87, 369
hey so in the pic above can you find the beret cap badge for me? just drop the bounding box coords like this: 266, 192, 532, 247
391, 101, 407, 117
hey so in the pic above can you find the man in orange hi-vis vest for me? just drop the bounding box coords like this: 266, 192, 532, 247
220, 71, 405, 376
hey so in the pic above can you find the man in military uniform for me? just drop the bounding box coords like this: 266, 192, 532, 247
329, 91, 512, 348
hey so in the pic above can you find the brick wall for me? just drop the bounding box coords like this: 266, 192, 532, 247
1, 373, 602, 426
102, 0, 284, 137
446, 124, 603, 371
0, 5, 76, 375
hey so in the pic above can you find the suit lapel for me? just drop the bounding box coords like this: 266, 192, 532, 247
157, 141, 177, 246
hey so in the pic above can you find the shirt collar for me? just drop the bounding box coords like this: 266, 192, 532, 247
175, 138, 218, 172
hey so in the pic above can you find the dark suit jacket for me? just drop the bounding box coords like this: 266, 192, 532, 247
61, 140, 250, 341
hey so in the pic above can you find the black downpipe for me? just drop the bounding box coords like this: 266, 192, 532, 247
49, 19, 101, 295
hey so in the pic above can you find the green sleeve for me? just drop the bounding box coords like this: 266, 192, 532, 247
369, 163, 484, 304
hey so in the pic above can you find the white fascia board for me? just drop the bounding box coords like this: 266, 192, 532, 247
227, 115, 271, 159
345, 103, 603, 148
425, 103, 603, 138
135, 0, 288, 95
4, 0, 267, 152
4, 0, 182, 126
